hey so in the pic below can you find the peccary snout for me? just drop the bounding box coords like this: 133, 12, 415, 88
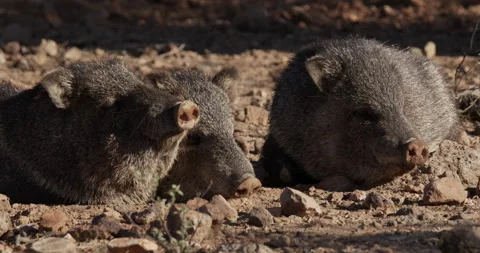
402, 139, 429, 167
234, 177, 262, 197
175, 101, 200, 130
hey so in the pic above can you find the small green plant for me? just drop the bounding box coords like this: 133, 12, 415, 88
152, 184, 197, 253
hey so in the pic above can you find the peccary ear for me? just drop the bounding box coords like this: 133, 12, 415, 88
144, 72, 183, 95
305, 55, 339, 91
40, 67, 74, 109
212, 67, 238, 102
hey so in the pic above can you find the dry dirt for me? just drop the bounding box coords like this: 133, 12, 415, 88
0, 1, 479, 252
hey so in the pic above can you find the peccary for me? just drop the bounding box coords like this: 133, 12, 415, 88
0, 59, 200, 204
145, 68, 262, 200
261, 38, 462, 190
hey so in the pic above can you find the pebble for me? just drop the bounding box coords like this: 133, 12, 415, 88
39, 39, 58, 57
131, 208, 156, 225
348, 190, 367, 202
39, 209, 68, 233
280, 187, 321, 217
0, 212, 11, 237
0, 194, 11, 212
248, 206, 274, 227
423, 177, 468, 205
424, 41, 436, 59
167, 204, 212, 243
198, 195, 238, 224
363, 192, 396, 215
3, 42, 21, 55
64, 47, 82, 61
107, 238, 158, 253
28, 237, 76, 253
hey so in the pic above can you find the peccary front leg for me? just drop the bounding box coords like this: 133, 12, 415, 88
260, 135, 316, 187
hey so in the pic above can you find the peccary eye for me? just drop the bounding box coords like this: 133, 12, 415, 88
187, 134, 203, 146
351, 109, 380, 122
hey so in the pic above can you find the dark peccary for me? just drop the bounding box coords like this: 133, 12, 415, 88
145, 68, 262, 200
0, 59, 200, 204
261, 37, 462, 190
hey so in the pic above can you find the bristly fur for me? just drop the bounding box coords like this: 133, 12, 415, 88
0, 59, 196, 204
261, 37, 462, 188
146, 68, 258, 201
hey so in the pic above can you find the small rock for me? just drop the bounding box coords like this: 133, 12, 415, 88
0, 212, 11, 237
348, 190, 367, 202
0, 194, 11, 211
198, 195, 238, 224
69, 214, 123, 242
3, 42, 21, 55
363, 192, 396, 214
95, 48, 105, 57
167, 204, 212, 243
423, 177, 468, 205
280, 188, 321, 217
33, 53, 48, 66
28, 237, 76, 253
40, 209, 68, 233
64, 47, 82, 61
186, 197, 209, 210
396, 206, 426, 218
131, 208, 157, 225
424, 41, 436, 59
107, 238, 158, 253
327, 192, 344, 202
245, 105, 269, 125
408, 47, 424, 56
39, 39, 58, 57
103, 207, 122, 221
248, 206, 274, 227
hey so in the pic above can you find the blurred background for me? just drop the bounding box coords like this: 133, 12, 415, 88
0, 0, 478, 129
0, 0, 478, 55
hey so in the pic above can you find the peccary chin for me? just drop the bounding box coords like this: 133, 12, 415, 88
0, 84, 186, 204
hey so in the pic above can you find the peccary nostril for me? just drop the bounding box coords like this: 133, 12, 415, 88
234, 177, 262, 198
176, 101, 200, 130
404, 139, 429, 166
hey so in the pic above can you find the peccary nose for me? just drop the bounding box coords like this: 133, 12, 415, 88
175, 101, 200, 130
234, 177, 262, 197
403, 139, 429, 166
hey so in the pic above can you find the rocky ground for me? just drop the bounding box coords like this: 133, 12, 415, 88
0, 0, 479, 252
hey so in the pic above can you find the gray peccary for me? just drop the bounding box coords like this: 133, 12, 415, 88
145, 68, 262, 201
260, 37, 462, 190
0, 59, 200, 204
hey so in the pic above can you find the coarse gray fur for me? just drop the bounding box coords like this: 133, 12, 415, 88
261, 37, 462, 188
0, 59, 195, 204
146, 68, 258, 200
